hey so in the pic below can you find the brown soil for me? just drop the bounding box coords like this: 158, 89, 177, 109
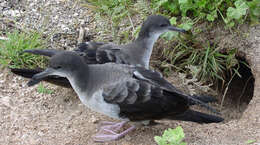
1, 0, 260, 145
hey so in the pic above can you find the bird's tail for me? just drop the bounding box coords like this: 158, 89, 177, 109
189, 95, 217, 105
11, 68, 42, 78
11, 68, 71, 88
170, 109, 224, 124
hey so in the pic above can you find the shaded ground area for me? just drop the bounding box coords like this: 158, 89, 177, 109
0, 0, 260, 144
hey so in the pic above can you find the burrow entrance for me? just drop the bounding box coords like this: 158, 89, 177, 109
217, 57, 255, 121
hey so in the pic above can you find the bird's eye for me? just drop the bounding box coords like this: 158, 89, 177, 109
160, 24, 168, 27
54, 66, 62, 69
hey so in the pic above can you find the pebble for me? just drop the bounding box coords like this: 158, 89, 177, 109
88, 115, 99, 123
0, 0, 94, 49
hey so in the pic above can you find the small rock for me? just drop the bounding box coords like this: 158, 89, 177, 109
88, 115, 99, 123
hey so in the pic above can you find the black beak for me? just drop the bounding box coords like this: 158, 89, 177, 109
28, 68, 56, 86
167, 26, 186, 33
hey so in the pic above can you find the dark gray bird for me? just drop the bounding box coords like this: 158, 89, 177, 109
28, 51, 223, 142
25, 15, 186, 68
11, 15, 186, 86
11, 15, 216, 105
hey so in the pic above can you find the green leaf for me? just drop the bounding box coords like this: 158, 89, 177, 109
206, 10, 217, 21
170, 17, 177, 25
227, 0, 249, 20
207, 14, 214, 21
164, 1, 180, 15
246, 139, 256, 144
227, 21, 235, 27
195, 0, 207, 9
162, 31, 178, 40
179, 17, 193, 31
153, 0, 168, 11
154, 126, 186, 145
178, 0, 193, 16
154, 136, 164, 145
227, 7, 238, 19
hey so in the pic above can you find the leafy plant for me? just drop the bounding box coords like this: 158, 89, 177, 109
151, 0, 259, 28
37, 83, 54, 94
0, 30, 47, 69
154, 126, 187, 145
224, 0, 249, 27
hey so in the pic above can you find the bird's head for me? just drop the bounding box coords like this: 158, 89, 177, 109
137, 15, 186, 39
28, 51, 86, 86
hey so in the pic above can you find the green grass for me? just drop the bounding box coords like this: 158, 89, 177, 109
37, 83, 54, 94
83, 0, 147, 43
86, 0, 133, 16
0, 30, 48, 69
160, 38, 241, 83
246, 139, 256, 144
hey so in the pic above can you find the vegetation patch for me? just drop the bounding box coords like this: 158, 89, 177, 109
154, 126, 186, 145
83, 0, 150, 43
152, 0, 260, 27
160, 37, 242, 84
37, 83, 54, 94
0, 30, 48, 69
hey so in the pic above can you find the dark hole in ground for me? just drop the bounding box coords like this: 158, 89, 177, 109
152, 44, 255, 122
217, 57, 255, 121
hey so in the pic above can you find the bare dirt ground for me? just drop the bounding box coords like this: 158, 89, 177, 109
1, 0, 260, 144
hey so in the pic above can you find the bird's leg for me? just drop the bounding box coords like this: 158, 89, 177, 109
98, 121, 118, 126
100, 121, 127, 132
93, 121, 135, 142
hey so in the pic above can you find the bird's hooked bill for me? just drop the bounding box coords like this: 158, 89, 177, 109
167, 26, 186, 33
27, 68, 56, 86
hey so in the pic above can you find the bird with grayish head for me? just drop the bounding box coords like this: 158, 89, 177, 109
11, 15, 216, 106
27, 51, 223, 142
11, 15, 186, 86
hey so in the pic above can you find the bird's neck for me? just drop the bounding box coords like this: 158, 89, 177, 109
133, 32, 161, 68
67, 65, 106, 106
67, 65, 90, 93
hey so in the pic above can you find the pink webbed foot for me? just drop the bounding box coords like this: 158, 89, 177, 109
93, 121, 135, 142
